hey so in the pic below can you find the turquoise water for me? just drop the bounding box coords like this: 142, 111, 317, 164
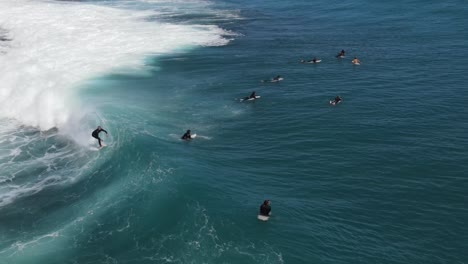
1, 0, 467, 263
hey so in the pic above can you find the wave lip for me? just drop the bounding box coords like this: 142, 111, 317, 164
0, 0, 231, 130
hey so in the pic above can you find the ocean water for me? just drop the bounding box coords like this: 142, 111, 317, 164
1, 0, 467, 263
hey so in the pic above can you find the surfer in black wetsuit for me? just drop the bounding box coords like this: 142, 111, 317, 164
181, 129, 192, 140
259, 200, 271, 216
242, 91, 257, 101
92, 126, 108, 147
336, 49, 345, 58
273, 75, 281, 81
334, 96, 342, 104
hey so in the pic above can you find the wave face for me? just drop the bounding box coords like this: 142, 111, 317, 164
0, 2, 237, 261
0, 0, 228, 131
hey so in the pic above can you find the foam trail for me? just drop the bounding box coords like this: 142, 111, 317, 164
0, 0, 230, 132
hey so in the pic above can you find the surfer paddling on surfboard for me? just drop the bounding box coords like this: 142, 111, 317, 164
92, 126, 108, 148
272, 75, 282, 82
300, 57, 321, 63
261, 75, 283, 83
243, 91, 258, 100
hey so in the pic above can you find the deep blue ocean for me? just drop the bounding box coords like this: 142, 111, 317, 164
0, 0, 467, 263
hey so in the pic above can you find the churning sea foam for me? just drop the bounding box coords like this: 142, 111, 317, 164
0, 0, 230, 132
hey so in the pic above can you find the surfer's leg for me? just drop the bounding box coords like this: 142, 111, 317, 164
92, 134, 102, 147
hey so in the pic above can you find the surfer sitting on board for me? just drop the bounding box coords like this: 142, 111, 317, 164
352, 57, 361, 64
259, 200, 271, 216
336, 49, 345, 58
92, 126, 108, 148
181, 129, 192, 140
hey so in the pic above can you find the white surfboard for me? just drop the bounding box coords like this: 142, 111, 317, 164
257, 215, 270, 221
301, 59, 321, 64
270, 77, 283, 82
240, 95, 261, 102
247, 95, 261, 101
98, 144, 107, 150
190, 134, 197, 139
330, 100, 341, 105
352, 61, 360, 65
261, 78, 283, 83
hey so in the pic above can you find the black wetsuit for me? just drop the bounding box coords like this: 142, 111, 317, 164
92, 128, 107, 147
259, 204, 271, 216
249, 93, 256, 99
181, 132, 191, 140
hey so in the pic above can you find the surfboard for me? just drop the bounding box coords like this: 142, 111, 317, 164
270, 77, 283, 82
301, 59, 321, 64
257, 215, 270, 221
98, 144, 107, 150
352, 61, 360, 65
248, 95, 261, 101
240, 95, 261, 102
301, 60, 322, 64
181, 134, 196, 140
330, 100, 341, 105
261, 78, 283, 83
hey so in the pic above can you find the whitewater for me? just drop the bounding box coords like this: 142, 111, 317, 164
0, 0, 228, 130
0, 0, 230, 208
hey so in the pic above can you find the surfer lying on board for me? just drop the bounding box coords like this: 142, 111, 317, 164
181, 129, 192, 140
92, 126, 108, 147
259, 200, 272, 216
272, 75, 282, 81
242, 91, 258, 101
301, 58, 319, 63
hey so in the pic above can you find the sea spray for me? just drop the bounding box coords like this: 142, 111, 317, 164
0, 0, 229, 132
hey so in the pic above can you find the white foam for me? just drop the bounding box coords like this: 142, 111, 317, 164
0, 175, 62, 207
0, 0, 230, 131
